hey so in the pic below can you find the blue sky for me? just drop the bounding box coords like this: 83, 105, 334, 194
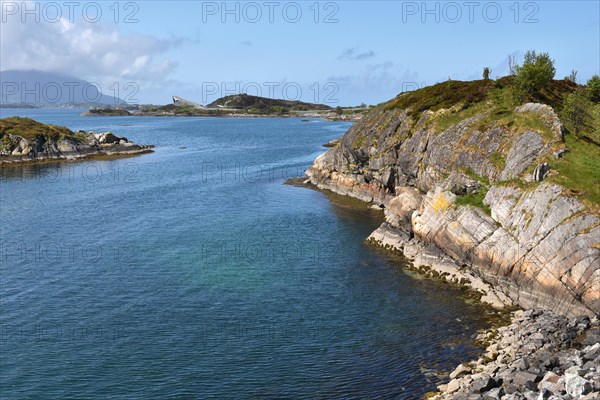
1, 0, 599, 105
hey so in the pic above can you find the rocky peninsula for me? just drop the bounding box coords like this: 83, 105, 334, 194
82, 93, 367, 121
0, 117, 153, 164
305, 77, 599, 398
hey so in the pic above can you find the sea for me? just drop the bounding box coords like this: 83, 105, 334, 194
0, 109, 493, 399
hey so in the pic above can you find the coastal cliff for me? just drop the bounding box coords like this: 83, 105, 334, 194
0, 117, 153, 164
306, 79, 599, 318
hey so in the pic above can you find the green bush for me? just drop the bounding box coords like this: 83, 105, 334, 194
561, 88, 594, 137
514, 50, 556, 94
587, 74, 600, 103
483, 67, 491, 80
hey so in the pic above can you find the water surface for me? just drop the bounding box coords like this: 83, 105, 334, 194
0, 110, 492, 399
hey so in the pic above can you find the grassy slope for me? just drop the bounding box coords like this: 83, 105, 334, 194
381, 78, 599, 208
547, 134, 600, 208
0, 117, 87, 151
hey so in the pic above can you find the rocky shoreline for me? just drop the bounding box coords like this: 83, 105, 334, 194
82, 107, 366, 122
430, 309, 600, 399
303, 81, 599, 399
0, 117, 153, 164
303, 173, 600, 399
305, 100, 599, 318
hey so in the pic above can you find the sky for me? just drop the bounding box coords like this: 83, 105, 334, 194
1, 0, 599, 106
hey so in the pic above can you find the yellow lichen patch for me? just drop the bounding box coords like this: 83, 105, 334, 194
431, 192, 453, 212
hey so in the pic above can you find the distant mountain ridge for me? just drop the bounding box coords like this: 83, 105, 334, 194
0, 70, 126, 106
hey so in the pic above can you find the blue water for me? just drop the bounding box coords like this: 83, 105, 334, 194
0, 109, 492, 399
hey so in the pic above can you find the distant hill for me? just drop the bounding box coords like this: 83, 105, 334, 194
0, 70, 126, 106
206, 93, 331, 111
130, 93, 332, 116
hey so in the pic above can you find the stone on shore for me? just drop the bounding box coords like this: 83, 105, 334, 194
429, 310, 600, 400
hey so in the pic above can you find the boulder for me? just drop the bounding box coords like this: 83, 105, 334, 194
533, 162, 550, 182
450, 363, 473, 379
564, 373, 592, 396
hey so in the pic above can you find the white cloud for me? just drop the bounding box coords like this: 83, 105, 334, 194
0, 3, 180, 89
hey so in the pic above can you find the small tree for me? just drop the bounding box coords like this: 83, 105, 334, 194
514, 50, 556, 94
566, 69, 577, 83
483, 67, 491, 80
562, 88, 593, 137
334, 106, 343, 115
587, 74, 600, 103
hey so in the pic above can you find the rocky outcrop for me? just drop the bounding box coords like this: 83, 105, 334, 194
0, 118, 153, 164
431, 309, 600, 399
515, 102, 565, 140
323, 137, 342, 148
306, 100, 599, 318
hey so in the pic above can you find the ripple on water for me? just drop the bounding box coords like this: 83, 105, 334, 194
0, 113, 491, 399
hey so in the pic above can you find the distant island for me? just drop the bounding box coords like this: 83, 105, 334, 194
82, 93, 367, 121
0, 117, 153, 164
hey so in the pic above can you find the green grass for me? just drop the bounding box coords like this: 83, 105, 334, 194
511, 113, 555, 140
385, 79, 495, 122
547, 133, 600, 209
587, 103, 600, 144
489, 152, 506, 170
355, 76, 598, 213
461, 167, 490, 186
385, 78, 578, 137
455, 189, 492, 215
0, 116, 74, 141
341, 108, 368, 115
352, 136, 367, 148
429, 102, 486, 134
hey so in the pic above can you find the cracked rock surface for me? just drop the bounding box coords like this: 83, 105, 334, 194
307, 102, 599, 317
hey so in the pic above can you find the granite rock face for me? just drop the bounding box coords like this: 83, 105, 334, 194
307, 102, 599, 318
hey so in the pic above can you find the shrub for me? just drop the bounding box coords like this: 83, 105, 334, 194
514, 50, 556, 94
587, 74, 600, 103
561, 87, 594, 137
483, 67, 491, 80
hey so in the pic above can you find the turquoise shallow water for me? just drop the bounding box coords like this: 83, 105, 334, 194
0, 109, 492, 399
